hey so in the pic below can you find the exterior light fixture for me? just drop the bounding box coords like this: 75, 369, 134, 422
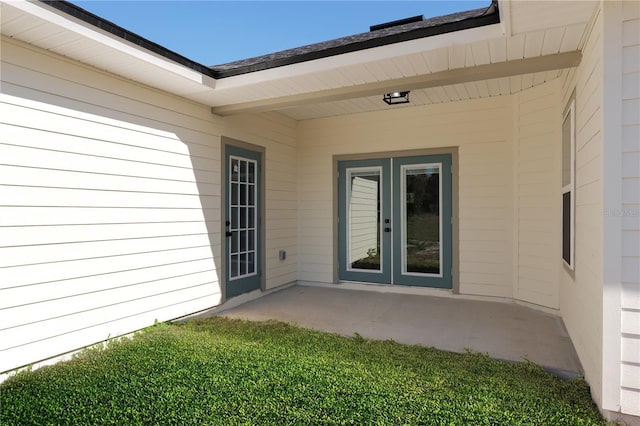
383, 91, 410, 105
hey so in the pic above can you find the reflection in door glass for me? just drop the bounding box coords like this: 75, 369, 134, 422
404, 165, 441, 274
348, 169, 381, 271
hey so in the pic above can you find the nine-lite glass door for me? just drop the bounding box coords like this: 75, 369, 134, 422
225, 145, 261, 298
338, 155, 452, 288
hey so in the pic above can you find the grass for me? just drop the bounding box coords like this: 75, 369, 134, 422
406, 213, 440, 243
406, 213, 440, 273
1, 317, 609, 425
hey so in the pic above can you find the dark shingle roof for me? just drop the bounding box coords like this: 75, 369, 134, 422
210, 2, 499, 78
42, 1, 498, 80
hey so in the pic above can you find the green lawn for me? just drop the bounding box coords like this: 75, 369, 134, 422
1, 317, 609, 425
406, 213, 440, 243
406, 213, 440, 273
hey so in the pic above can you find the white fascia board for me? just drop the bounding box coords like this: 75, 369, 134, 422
214, 22, 506, 91
8, 0, 215, 89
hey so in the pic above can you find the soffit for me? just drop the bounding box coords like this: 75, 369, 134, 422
210, 1, 598, 118
1, 1, 599, 121
0, 1, 218, 103
277, 70, 565, 121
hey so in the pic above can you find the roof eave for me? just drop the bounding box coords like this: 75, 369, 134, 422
211, 2, 500, 79
41, 0, 217, 79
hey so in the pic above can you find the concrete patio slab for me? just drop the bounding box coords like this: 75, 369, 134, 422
208, 284, 582, 376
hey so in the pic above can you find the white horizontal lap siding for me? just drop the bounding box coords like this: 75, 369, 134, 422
458, 140, 513, 298
297, 96, 513, 295
558, 5, 605, 408
294, 139, 336, 283
515, 80, 561, 309
349, 177, 379, 262
0, 37, 223, 374
220, 112, 298, 290
620, 0, 640, 416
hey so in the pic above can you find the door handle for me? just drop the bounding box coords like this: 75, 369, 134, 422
226, 231, 233, 237
384, 227, 391, 233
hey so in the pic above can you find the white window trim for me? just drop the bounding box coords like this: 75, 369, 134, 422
562, 99, 575, 270
345, 166, 384, 275
400, 163, 443, 278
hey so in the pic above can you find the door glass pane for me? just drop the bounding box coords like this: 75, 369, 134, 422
248, 162, 255, 183
248, 207, 255, 229
247, 252, 255, 274
248, 185, 255, 207
240, 184, 247, 206
231, 159, 239, 182
240, 253, 247, 275
231, 232, 238, 253
231, 183, 238, 205
248, 229, 255, 251
240, 160, 247, 183
403, 164, 441, 275
347, 169, 381, 271
240, 231, 247, 252
229, 156, 258, 280
240, 206, 247, 228
231, 207, 239, 230
231, 254, 239, 278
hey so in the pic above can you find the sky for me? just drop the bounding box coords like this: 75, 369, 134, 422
70, 1, 489, 66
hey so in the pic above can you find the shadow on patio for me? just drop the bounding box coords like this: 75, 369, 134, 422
200, 284, 582, 378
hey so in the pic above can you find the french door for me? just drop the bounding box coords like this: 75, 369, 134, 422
225, 145, 261, 298
338, 155, 452, 288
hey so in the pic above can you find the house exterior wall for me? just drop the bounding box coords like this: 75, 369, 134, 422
0, 36, 297, 375
219, 113, 298, 289
297, 96, 515, 299
559, 1, 607, 410
556, 3, 640, 418
513, 79, 562, 310
618, 0, 640, 417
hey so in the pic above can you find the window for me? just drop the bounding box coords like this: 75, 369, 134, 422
562, 98, 575, 269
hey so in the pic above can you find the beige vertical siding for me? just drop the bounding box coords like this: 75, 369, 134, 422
513, 80, 562, 309
620, 0, 640, 415
558, 5, 605, 406
297, 96, 514, 297
0, 37, 297, 374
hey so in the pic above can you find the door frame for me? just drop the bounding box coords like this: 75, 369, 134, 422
333, 147, 459, 293
221, 137, 265, 302
337, 158, 391, 284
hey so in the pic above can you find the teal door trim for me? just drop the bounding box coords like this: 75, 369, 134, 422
392, 155, 452, 288
224, 144, 262, 298
337, 154, 452, 289
338, 158, 391, 284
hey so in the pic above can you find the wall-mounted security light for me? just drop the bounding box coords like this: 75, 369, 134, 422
383, 91, 410, 105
